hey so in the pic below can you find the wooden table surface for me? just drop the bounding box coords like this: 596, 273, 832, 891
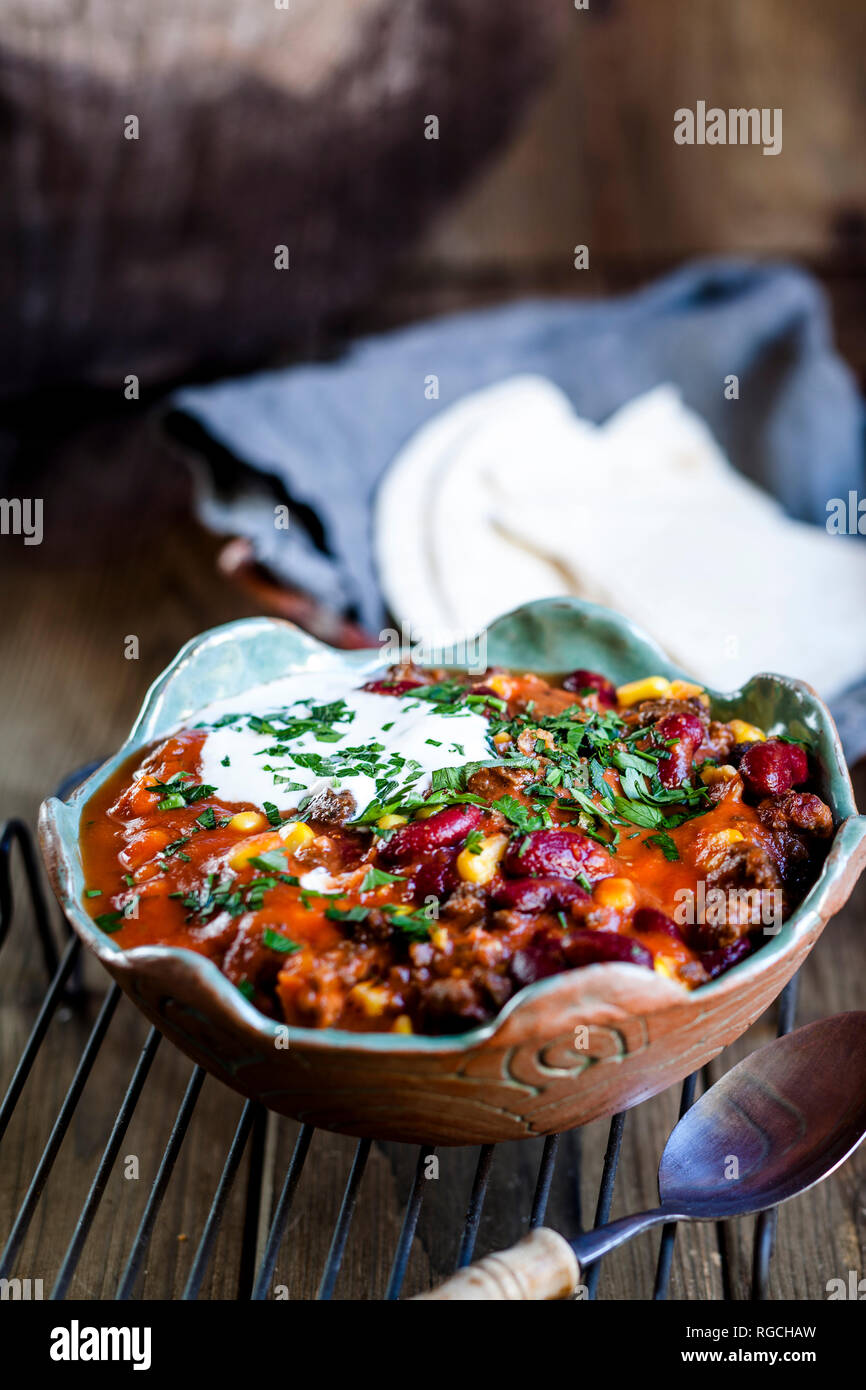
0, 389, 864, 1302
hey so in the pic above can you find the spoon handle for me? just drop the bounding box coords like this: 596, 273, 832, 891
571, 1208, 673, 1266
411, 1228, 580, 1301
412, 1210, 675, 1300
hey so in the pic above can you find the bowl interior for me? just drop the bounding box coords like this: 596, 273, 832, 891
39, 597, 865, 1056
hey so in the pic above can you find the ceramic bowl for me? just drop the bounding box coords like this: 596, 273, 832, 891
38, 599, 866, 1145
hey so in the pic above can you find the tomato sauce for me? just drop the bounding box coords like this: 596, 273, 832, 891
78, 666, 831, 1034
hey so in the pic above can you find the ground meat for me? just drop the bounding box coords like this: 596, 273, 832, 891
382, 662, 443, 686
490, 907, 539, 935
705, 840, 781, 895
440, 880, 488, 928
465, 763, 536, 805
353, 909, 403, 944
705, 771, 744, 805
630, 697, 709, 729
697, 720, 736, 763
420, 976, 494, 1033
295, 830, 362, 875
465, 764, 536, 800
277, 943, 375, 1028
690, 841, 783, 949
301, 787, 358, 825
757, 791, 833, 839
755, 792, 833, 898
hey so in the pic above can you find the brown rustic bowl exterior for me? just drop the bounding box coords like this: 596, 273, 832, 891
38, 602, 866, 1145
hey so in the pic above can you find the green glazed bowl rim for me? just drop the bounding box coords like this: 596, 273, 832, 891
39, 597, 866, 1056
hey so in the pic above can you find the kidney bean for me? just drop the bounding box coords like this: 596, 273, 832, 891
632, 906, 685, 943
361, 679, 424, 696
508, 937, 567, 988
739, 740, 809, 797
561, 929, 653, 970
726, 740, 758, 768
698, 935, 755, 980
502, 828, 607, 880
656, 712, 705, 788
491, 876, 590, 913
379, 804, 483, 864
562, 668, 617, 708
412, 849, 460, 903
509, 925, 653, 988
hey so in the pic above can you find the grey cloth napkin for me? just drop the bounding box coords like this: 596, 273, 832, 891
169, 259, 866, 760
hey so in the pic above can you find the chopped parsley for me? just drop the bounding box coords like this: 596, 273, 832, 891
95, 911, 123, 934
360, 866, 406, 891
492, 795, 548, 835
248, 848, 296, 875
262, 928, 300, 954
382, 904, 435, 941
644, 830, 681, 862
147, 773, 217, 809
162, 836, 192, 858
324, 905, 370, 924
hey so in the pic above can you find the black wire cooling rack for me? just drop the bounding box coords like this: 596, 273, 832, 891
0, 766, 799, 1301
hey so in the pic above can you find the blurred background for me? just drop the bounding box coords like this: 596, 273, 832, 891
1, 0, 865, 1301
6, 2, 866, 795
2, 0, 864, 804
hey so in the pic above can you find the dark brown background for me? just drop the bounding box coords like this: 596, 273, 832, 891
1, 0, 864, 1299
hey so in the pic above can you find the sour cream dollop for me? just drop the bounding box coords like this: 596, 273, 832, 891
193, 668, 493, 821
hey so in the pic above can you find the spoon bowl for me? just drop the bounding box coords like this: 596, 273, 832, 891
659, 1012, 866, 1218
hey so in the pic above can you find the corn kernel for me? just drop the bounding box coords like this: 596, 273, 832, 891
616, 676, 672, 707
653, 957, 678, 981
593, 876, 638, 912
700, 763, 738, 787
492, 730, 511, 747
348, 982, 390, 1017
279, 820, 316, 853
228, 811, 268, 834
377, 813, 408, 829
430, 927, 449, 950
392, 1014, 413, 1034
413, 805, 440, 820
229, 831, 283, 870
718, 828, 745, 845
457, 833, 508, 885
486, 673, 514, 698
670, 679, 711, 707
729, 719, 767, 744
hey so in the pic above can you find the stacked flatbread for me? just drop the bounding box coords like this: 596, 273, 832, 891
375, 376, 866, 697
